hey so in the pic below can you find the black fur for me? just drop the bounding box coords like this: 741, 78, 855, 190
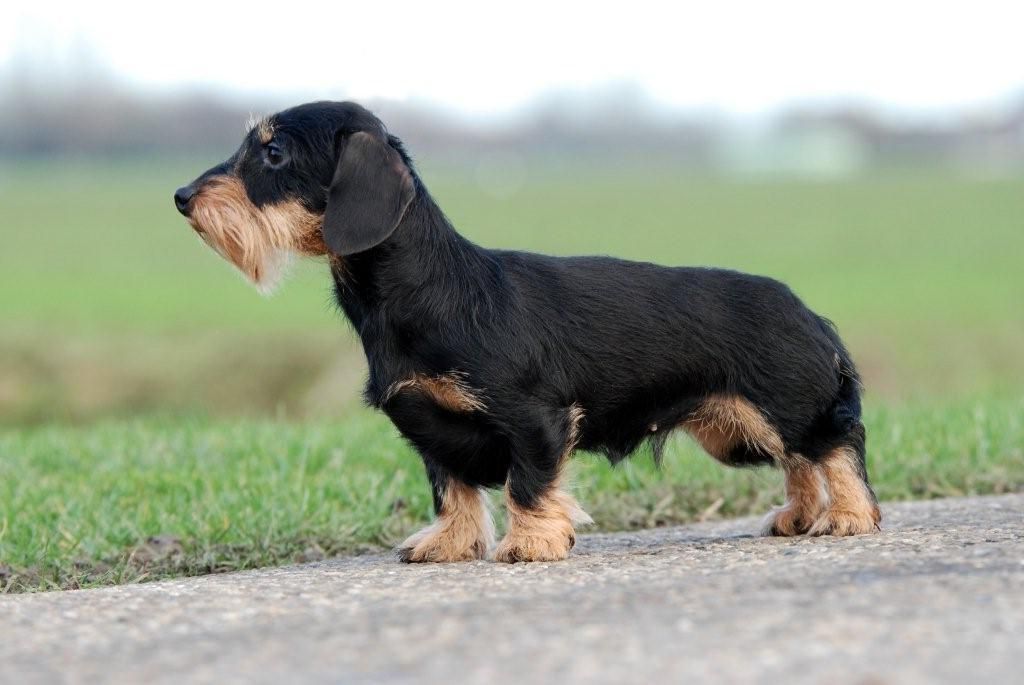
177, 101, 871, 516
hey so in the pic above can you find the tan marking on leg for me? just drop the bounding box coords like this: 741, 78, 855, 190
763, 456, 828, 536
808, 446, 882, 536
494, 485, 591, 563
494, 405, 591, 563
188, 176, 325, 292
385, 373, 486, 413
398, 481, 494, 563
564, 403, 585, 459
683, 395, 785, 463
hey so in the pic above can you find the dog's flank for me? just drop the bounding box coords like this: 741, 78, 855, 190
683, 395, 786, 465
174, 100, 880, 563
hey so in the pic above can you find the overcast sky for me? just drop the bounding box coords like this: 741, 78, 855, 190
3, 1, 1022, 118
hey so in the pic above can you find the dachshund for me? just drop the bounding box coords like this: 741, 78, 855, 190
174, 101, 880, 563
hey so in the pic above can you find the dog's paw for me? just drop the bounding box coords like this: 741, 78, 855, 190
762, 503, 818, 537
807, 505, 881, 537
493, 529, 575, 563
494, 488, 588, 562
396, 523, 489, 563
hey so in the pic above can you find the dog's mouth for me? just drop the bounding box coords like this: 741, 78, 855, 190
183, 176, 325, 295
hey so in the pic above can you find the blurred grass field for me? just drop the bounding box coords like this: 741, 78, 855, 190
1, 159, 1022, 591
3, 159, 1022, 422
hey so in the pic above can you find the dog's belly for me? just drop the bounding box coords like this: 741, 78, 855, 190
576, 392, 701, 463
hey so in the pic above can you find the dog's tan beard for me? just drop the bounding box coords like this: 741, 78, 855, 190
187, 176, 326, 294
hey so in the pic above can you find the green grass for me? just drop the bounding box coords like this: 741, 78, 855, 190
2, 397, 1021, 592
1, 159, 1022, 591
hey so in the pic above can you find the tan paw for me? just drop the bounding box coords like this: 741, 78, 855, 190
398, 482, 494, 563
493, 528, 575, 563
807, 505, 882, 537
396, 522, 490, 563
762, 503, 819, 537
495, 486, 589, 563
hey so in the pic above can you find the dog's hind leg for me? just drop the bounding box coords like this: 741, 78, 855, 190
682, 395, 831, 536
762, 457, 828, 536
494, 405, 592, 563
397, 470, 494, 563
807, 423, 881, 536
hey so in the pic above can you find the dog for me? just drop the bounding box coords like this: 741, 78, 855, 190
174, 101, 881, 563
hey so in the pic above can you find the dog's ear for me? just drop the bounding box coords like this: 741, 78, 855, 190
322, 131, 415, 256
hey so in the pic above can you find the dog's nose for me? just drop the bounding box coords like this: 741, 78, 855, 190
174, 185, 196, 215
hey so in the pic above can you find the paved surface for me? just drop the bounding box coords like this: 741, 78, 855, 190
3, 494, 1022, 684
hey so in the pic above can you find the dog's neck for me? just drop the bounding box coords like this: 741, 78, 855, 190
329, 181, 502, 340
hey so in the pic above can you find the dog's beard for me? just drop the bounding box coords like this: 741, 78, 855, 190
187, 176, 325, 294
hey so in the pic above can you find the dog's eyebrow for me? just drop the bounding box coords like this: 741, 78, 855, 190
244, 114, 275, 144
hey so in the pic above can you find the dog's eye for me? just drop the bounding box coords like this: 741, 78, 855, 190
263, 143, 287, 168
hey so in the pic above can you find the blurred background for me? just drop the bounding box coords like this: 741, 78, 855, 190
3, 1, 1023, 425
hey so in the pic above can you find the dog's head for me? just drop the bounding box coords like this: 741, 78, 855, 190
174, 101, 415, 292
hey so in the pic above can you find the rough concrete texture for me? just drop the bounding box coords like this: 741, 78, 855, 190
3, 494, 1022, 684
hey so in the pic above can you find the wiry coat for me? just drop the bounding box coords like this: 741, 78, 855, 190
175, 101, 881, 563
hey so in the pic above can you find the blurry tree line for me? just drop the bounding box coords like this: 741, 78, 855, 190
2, 69, 1023, 175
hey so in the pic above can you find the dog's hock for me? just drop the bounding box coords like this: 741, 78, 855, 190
807, 445, 882, 536
763, 459, 828, 536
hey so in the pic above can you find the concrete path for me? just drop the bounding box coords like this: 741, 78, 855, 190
3, 494, 1022, 684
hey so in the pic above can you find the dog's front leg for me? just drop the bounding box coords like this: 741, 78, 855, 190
385, 392, 496, 563
494, 405, 592, 563
397, 467, 494, 563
